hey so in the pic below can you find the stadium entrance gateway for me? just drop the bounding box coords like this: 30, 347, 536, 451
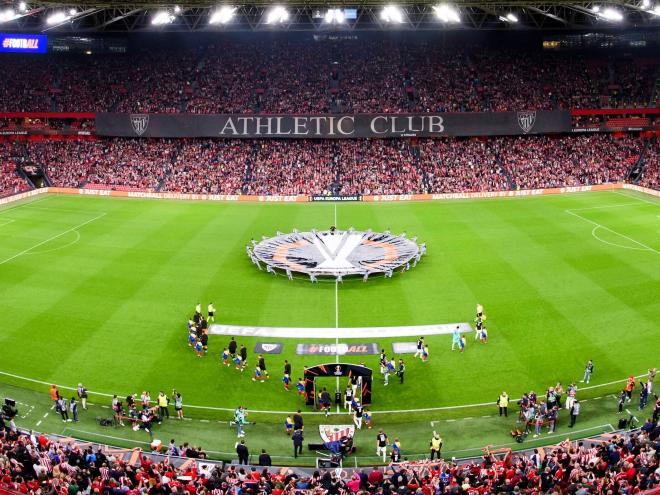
304, 363, 372, 406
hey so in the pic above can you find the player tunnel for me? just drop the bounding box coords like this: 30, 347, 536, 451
303, 363, 372, 406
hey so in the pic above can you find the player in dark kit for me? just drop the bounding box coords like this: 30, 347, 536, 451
284, 360, 292, 377
319, 388, 332, 417
240, 344, 248, 370
258, 355, 270, 378
228, 337, 237, 357
414, 337, 424, 359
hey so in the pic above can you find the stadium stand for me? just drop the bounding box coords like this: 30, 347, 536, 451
0, 134, 650, 196
0, 41, 657, 114
0, 422, 658, 495
639, 139, 659, 190
0, 148, 29, 199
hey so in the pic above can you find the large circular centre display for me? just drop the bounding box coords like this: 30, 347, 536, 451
250, 230, 424, 277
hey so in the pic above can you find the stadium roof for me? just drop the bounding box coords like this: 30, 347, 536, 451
1, 0, 659, 32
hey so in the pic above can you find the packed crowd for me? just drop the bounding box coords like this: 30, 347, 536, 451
639, 139, 659, 190
0, 39, 657, 114
0, 146, 29, 198
0, 418, 658, 495
0, 134, 654, 196
495, 134, 643, 190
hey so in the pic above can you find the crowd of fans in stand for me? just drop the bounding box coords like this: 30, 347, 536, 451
0, 147, 29, 198
0, 40, 656, 114
0, 418, 658, 495
496, 135, 642, 190
0, 135, 656, 196
639, 140, 659, 190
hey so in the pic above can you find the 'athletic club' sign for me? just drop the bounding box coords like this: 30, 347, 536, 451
96, 111, 571, 139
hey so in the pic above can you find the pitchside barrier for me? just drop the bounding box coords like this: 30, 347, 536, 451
1, 183, 659, 207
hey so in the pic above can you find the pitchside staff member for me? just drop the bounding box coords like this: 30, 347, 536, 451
77, 383, 88, 410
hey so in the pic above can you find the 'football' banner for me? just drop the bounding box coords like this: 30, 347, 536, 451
96, 111, 571, 139
297, 343, 379, 355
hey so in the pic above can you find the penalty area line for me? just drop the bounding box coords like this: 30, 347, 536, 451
612, 190, 660, 206
565, 209, 659, 255
0, 196, 53, 216
0, 212, 106, 266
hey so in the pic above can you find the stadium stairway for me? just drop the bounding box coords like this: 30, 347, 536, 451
627, 137, 654, 184
493, 148, 516, 190
408, 141, 431, 193
155, 141, 182, 192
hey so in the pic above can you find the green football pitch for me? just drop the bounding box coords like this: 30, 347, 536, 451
0, 189, 658, 464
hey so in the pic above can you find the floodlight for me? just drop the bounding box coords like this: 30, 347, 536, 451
506, 12, 519, 22
0, 8, 17, 22
68, 8, 76, 16
380, 5, 404, 23
46, 11, 71, 24
652, 5, 660, 15
592, 5, 601, 12
433, 4, 460, 23
640, 0, 650, 7
325, 8, 345, 23
174, 5, 181, 13
18, 2, 27, 13
152, 10, 175, 25
209, 6, 236, 24
265, 5, 289, 24
598, 7, 623, 20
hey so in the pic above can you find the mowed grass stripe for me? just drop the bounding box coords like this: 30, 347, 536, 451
0, 200, 188, 385
0, 192, 656, 416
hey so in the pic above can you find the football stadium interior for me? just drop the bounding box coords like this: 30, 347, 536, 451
0, 0, 659, 492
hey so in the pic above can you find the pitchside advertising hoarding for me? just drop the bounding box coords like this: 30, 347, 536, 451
0, 34, 47, 53
96, 111, 572, 139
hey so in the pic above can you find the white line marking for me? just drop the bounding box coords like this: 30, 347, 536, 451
0, 212, 106, 266
21, 205, 104, 214
565, 209, 659, 255
0, 219, 15, 228
24, 230, 81, 256
36, 420, 41, 427
0, 196, 52, 216
0, 369, 651, 415
568, 202, 640, 212
43, 413, 48, 418
612, 190, 660, 206
591, 226, 649, 251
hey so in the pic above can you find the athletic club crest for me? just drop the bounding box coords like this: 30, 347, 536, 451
319, 424, 355, 443
517, 111, 537, 134
130, 114, 150, 136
